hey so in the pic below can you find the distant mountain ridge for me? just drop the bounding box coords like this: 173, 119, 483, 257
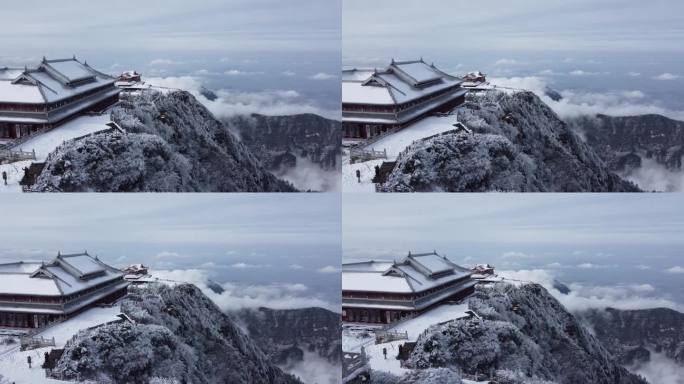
233, 307, 342, 366
568, 113, 684, 190
224, 113, 341, 191
578, 307, 684, 367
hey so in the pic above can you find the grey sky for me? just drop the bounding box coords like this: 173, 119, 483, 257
343, 194, 684, 252
343, 0, 684, 61
2, 0, 339, 56
0, 194, 341, 306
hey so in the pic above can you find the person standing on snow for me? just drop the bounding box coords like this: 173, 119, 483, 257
27, 355, 32, 368
356, 169, 361, 183
2, 171, 7, 185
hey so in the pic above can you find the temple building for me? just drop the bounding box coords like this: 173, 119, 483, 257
342, 59, 467, 140
0, 252, 129, 328
0, 57, 120, 141
342, 251, 476, 324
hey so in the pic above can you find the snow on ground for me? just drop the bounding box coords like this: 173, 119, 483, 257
342, 323, 381, 353
343, 304, 471, 377
367, 115, 459, 160
0, 113, 110, 193
0, 304, 120, 384
39, 305, 121, 346
390, 303, 469, 341
365, 340, 409, 376
341, 115, 459, 193
342, 156, 383, 193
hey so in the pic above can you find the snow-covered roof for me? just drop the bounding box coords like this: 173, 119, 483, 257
342, 82, 394, 105
342, 251, 472, 294
0, 57, 116, 104
342, 59, 463, 106
0, 252, 124, 297
0, 68, 25, 80
343, 272, 414, 293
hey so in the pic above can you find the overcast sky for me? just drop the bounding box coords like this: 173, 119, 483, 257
344, 0, 684, 61
343, 194, 684, 311
0, 194, 341, 310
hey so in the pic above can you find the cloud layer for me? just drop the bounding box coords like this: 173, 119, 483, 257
499, 269, 684, 313
147, 76, 339, 119
153, 269, 338, 313
490, 76, 684, 121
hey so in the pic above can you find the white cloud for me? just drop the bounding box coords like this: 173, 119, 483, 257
630, 350, 683, 384
317, 265, 338, 273
192, 69, 213, 76
274, 155, 341, 192
569, 69, 601, 76
494, 58, 519, 66
654, 72, 680, 81
149, 59, 179, 66
635, 264, 651, 270
281, 70, 296, 76
224, 69, 262, 76
279, 351, 341, 384
155, 251, 180, 259
309, 72, 335, 80
230, 262, 271, 269
538, 69, 560, 76
627, 71, 641, 77
576, 262, 610, 269
622, 157, 684, 192
153, 269, 337, 312
501, 251, 530, 259
665, 265, 684, 273
289, 264, 304, 270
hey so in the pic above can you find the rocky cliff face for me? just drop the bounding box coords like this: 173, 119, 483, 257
568, 114, 684, 191
381, 91, 639, 192
225, 114, 341, 171
569, 114, 684, 171
224, 113, 341, 191
233, 307, 342, 366
32, 90, 296, 192
403, 283, 647, 384
578, 307, 684, 366
52, 283, 301, 384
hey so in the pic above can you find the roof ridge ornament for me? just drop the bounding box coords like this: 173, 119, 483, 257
42, 56, 46, 63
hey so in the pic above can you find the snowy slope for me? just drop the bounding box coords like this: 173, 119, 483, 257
0, 114, 109, 193
31, 90, 296, 192
405, 283, 648, 384
381, 91, 640, 192
367, 115, 460, 160
51, 283, 301, 384
0, 305, 121, 384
